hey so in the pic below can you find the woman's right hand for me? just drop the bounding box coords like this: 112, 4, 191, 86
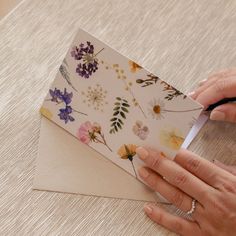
189, 68, 236, 123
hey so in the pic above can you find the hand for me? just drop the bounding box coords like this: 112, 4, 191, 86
136, 147, 236, 236
189, 68, 236, 123
213, 159, 236, 176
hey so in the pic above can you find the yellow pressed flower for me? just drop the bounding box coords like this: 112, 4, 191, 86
117, 144, 137, 160
129, 60, 142, 73
40, 107, 53, 120
159, 129, 184, 150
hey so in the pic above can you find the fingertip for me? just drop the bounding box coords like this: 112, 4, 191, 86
198, 79, 207, 86
187, 91, 196, 99
136, 146, 148, 160
210, 110, 226, 121
144, 203, 154, 215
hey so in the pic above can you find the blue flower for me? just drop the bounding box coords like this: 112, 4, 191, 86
58, 106, 75, 124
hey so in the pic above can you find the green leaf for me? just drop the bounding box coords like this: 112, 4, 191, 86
120, 111, 126, 119
110, 117, 117, 122
118, 118, 123, 125
122, 103, 130, 107
113, 111, 119, 116
117, 122, 122, 129
113, 107, 120, 111
114, 126, 118, 132
111, 122, 116, 127
116, 97, 121, 101
114, 102, 120, 106
121, 107, 128, 113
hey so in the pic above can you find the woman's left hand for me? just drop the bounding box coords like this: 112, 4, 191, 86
136, 147, 236, 236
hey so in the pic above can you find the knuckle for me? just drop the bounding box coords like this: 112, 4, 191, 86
186, 158, 201, 173
172, 220, 183, 234
221, 180, 236, 193
150, 156, 162, 170
173, 172, 188, 187
199, 189, 210, 201
154, 211, 163, 224
208, 196, 228, 218
230, 110, 236, 123
170, 191, 184, 208
214, 79, 228, 93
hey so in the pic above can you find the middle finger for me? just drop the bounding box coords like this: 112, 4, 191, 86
138, 166, 204, 219
136, 147, 213, 204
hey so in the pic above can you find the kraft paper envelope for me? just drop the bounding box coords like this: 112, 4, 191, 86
34, 117, 157, 201
33, 115, 207, 201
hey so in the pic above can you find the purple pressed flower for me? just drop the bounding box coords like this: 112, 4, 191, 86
49, 88, 62, 102
71, 41, 103, 79
61, 88, 73, 105
58, 105, 75, 124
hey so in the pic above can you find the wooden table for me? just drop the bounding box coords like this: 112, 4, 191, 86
0, 0, 236, 235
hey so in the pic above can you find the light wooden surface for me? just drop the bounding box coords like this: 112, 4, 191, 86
0, 0, 236, 235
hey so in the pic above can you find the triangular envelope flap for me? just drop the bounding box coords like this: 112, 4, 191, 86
33, 117, 157, 201
40, 28, 203, 181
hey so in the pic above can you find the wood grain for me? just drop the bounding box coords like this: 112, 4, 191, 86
0, 0, 236, 235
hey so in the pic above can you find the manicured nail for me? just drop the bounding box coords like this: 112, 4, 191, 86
210, 110, 225, 121
144, 204, 153, 214
187, 91, 195, 97
198, 79, 207, 86
136, 147, 148, 160
138, 167, 149, 178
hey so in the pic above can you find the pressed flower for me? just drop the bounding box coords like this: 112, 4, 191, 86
159, 129, 184, 150
136, 74, 159, 87
92, 122, 101, 133
58, 106, 75, 124
117, 144, 138, 178
132, 120, 149, 140
71, 42, 104, 78
129, 60, 142, 73
148, 98, 166, 120
82, 84, 108, 112
118, 144, 137, 161
40, 107, 53, 120
47, 88, 87, 123
77, 121, 94, 144
77, 121, 112, 151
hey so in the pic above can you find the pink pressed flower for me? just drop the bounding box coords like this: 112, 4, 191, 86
77, 121, 93, 144
132, 120, 149, 140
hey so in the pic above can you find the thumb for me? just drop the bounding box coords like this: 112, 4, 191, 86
210, 103, 236, 123
213, 159, 236, 176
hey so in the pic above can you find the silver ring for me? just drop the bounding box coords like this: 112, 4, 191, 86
186, 199, 196, 216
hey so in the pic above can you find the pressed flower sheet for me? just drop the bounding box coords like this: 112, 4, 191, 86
41, 29, 203, 180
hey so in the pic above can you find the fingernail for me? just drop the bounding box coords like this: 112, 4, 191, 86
210, 110, 225, 121
198, 79, 207, 86
144, 204, 153, 214
187, 91, 195, 97
136, 147, 148, 160
138, 167, 149, 178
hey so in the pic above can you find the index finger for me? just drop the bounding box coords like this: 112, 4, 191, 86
196, 76, 236, 108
